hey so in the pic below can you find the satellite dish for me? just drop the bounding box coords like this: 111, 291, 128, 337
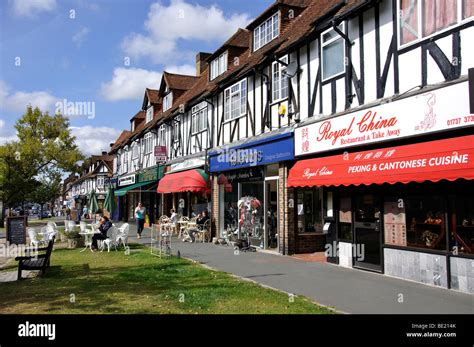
283, 60, 299, 78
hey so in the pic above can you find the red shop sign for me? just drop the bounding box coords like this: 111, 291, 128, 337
288, 135, 474, 187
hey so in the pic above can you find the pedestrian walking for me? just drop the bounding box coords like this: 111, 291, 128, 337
135, 202, 146, 239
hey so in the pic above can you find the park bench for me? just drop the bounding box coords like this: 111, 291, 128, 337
15, 236, 55, 280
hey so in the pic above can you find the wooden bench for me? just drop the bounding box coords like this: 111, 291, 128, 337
15, 236, 55, 280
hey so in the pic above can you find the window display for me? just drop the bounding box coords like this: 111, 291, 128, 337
405, 195, 446, 250
451, 195, 474, 255
338, 191, 352, 241
296, 188, 323, 233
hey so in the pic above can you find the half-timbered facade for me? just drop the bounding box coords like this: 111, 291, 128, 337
102, 0, 474, 294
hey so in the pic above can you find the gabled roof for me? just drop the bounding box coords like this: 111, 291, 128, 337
207, 28, 250, 61
246, 0, 313, 30
130, 110, 146, 122
142, 88, 162, 110
159, 72, 199, 93
109, 130, 131, 153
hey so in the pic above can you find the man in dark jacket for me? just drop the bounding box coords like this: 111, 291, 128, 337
92, 216, 112, 250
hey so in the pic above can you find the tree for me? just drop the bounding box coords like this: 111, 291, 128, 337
0, 106, 84, 226
27, 170, 62, 220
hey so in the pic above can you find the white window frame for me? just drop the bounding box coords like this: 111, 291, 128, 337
158, 125, 166, 146
191, 102, 208, 134
122, 149, 128, 173
272, 55, 289, 102
146, 106, 154, 123
254, 12, 280, 51
210, 51, 228, 80
131, 142, 139, 160
398, 0, 474, 49
321, 23, 346, 82
163, 92, 173, 112
224, 79, 247, 122
173, 117, 180, 145
144, 133, 153, 154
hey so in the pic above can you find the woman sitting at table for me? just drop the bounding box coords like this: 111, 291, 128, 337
92, 216, 112, 250
187, 210, 210, 242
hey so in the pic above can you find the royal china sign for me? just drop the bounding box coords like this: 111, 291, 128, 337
295, 81, 473, 156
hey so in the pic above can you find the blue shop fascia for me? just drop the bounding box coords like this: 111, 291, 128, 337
208, 128, 295, 253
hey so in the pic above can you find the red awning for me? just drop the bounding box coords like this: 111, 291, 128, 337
157, 169, 210, 193
288, 135, 474, 187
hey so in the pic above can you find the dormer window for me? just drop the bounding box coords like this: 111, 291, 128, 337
210, 51, 228, 80
254, 12, 279, 51
146, 106, 154, 123
163, 92, 173, 112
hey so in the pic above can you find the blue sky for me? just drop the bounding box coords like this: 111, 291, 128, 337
0, 0, 271, 155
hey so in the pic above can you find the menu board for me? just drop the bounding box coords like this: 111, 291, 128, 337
6, 216, 27, 245
384, 201, 407, 246
339, 196, 352, 224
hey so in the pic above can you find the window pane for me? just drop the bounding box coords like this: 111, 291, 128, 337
464, 0, 474, 19
406, 196, 446, 250
451, 194, 474, 255
400, 0, 419, 45
423, 0, 457, 37
322, 26, 342, 42
273, 13, 279, 38
240, 80, 247, 114
322, 38, 345, 80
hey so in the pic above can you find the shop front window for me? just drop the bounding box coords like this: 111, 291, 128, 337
297, 188, 323, 233
451, 195, 474, 255
241, 182, 264, 246
405, 195, 446, 250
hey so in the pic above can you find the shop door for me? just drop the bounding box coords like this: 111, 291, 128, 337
353, 194, 382, 272
264, 180, 278, 250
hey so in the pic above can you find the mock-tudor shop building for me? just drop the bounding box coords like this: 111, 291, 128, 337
288, 79, 474, 294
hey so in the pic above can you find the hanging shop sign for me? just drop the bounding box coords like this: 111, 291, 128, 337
209, 132, 294, 172
118, 174, 136, 187
295, 81, 473, 156
154, 146, 167, 162
138, 166, 164, 183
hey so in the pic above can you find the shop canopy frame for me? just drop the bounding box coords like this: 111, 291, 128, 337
114, 181, 152, 196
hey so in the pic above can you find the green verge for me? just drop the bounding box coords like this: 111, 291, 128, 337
0, 244, 335, 314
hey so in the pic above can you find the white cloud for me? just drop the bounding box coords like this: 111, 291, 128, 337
99, 67, 162, 102
72, 27, 90, 47
70, 126, 121, 156
12, 0, 57, 18
0, 81, 59, 113
0, 119, 18, 145
121, 0, 251, 65
164, 64, 196, 76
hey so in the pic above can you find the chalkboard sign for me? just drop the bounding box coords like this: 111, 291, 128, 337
6, 216, 27, 245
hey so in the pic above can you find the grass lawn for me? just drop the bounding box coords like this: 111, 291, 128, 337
0, 244, 334, 314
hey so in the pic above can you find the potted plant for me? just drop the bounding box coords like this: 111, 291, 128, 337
421, 230, 438, 247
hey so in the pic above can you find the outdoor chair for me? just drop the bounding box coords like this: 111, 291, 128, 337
16, 236, 55, 280
27, 227, 44, 248
196, 220, 211, 243
117, 223, 130, 249
101, 225, 120, 252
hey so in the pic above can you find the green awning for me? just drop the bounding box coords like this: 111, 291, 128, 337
114, 181, 153, 197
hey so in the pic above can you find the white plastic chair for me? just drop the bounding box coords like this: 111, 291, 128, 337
101, 225, 119, 252
27, 227, 43, 247
117, 223, 130, 249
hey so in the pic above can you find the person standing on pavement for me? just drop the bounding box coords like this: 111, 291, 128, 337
135, 202, 146, 239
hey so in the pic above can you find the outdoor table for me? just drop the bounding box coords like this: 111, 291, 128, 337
79, 230, 101, 252
177, 220, 189, 238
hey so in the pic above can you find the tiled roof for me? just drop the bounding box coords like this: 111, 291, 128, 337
246, 0, 313, 30
109, 130, 131, 153
145, 88, 161, 104
130, 110, 146, 122
207, 28, 250, 61
163, 72, 199, 91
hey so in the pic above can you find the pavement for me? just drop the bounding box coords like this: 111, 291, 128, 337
122, 222, 473, 314
1, 218, 472, 313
